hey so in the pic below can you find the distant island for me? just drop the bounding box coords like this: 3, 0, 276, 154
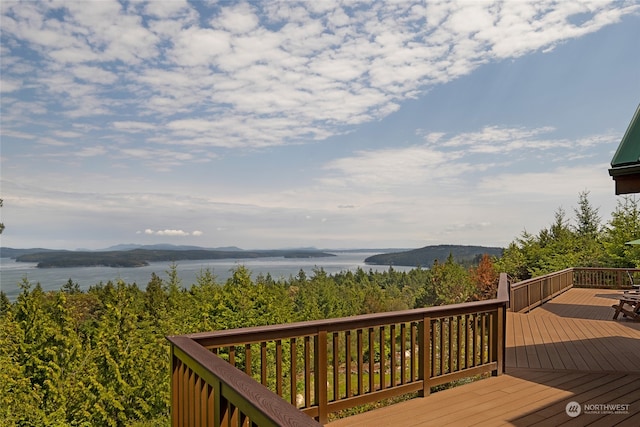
7, 247, 336, 268
364, 244, 504, 267
2, 243, 504, 269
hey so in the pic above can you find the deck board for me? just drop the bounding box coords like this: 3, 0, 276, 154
326, 288, 640, 426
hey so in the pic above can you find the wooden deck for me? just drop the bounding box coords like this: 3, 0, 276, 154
327, 288, 640, 426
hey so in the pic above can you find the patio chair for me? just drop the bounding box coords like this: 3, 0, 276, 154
612, 294, 640, 321
623, 271, 640, 295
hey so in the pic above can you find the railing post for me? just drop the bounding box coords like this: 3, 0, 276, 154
495, 305, 505, 375
418, 316, 431, 397
315, 330, 328, 424
171, 348, 180, 426
213, 378, 223, 427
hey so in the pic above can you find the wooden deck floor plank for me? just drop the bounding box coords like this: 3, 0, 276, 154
590, 321, 640, 371
572, 318, 638, 372
530, 315, 573, 371
466, 385, 578, 427
326, 288, 640, 427
521, 315, 542, 369
577, 317, 640, 372
539, 316, 584, 370
597, 388, 640, 426
550, 316, 595, 371
419, 372, 606, 426
480, 373, 627, 427
564, 318, 617, 372
530, 315, 565, 370
521, 373, 634, 427
511, 313, 530, 369
555, 376, 640, 427
429, 377, 575, 426
527, 314, 555, 370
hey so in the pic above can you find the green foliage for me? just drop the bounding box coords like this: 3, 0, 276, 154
0, 264, 437, 425
426, 254, 475, 305
602, 196, 640, 267
496, 193, 640, 280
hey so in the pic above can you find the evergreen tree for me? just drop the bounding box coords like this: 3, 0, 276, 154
0, 198, 4, 235
573, 190, 601, 238
603, 196, 640, 267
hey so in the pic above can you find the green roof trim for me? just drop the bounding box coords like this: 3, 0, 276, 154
611, 104, 640, 168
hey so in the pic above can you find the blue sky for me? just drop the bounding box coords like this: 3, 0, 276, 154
1, 1, 639, 250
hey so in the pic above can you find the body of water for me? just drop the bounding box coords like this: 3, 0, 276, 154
0, 252, 415, 301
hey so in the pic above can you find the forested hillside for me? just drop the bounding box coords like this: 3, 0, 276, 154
12, 248, 335, 268
1, 192, 639, 426
0, 261, 493, 426
495, 193, 640, 280
365, 244, 503, 267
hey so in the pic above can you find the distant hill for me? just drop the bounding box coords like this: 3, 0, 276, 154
12, 248, 336, 268
1, 247, 64, 258
364, 245, 504, 267
102, 243, 244, 252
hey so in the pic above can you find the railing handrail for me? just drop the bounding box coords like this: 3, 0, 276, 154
572, 266, 640, 272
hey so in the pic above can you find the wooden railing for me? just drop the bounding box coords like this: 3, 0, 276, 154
573, 267, 640, 289
509, 267, 639, 313
168, 274, 509, 425
509, 268, 574, 313
167, 334, 321, 427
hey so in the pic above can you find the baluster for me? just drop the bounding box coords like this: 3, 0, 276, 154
244, 344, 251, 376
400, 323, 406, 385
345, 330, 352, 398
332, 332, 339, 401
290, 337, 297, 406
357, 329, 363, 395
260, 342, 267, 385
390, 324, 396, 387
448, 316, 454, 374
276, 340, 282, 396
379, 326, 386, 390
410, 322, 417, 381
304, 336, 311, 407
368, 327, 375, 393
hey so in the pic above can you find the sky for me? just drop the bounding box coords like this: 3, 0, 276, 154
1, 0, 639, 251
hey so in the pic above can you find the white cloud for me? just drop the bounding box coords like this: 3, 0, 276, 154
212, 2, 260, 34
2, 1, 635, 152
0, 77, 21, 93
71, 65, 118, 85
0, 2, 634, 250
112, 121, 156, 132
142, 228, 203, 237
324, 125, 594, 189
76, 145, 107, 157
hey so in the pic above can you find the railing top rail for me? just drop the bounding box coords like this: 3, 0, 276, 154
509, 268, 574, 290
182, 278, 509, 347
573, 267, 640, 272
168, 335, 321, 427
